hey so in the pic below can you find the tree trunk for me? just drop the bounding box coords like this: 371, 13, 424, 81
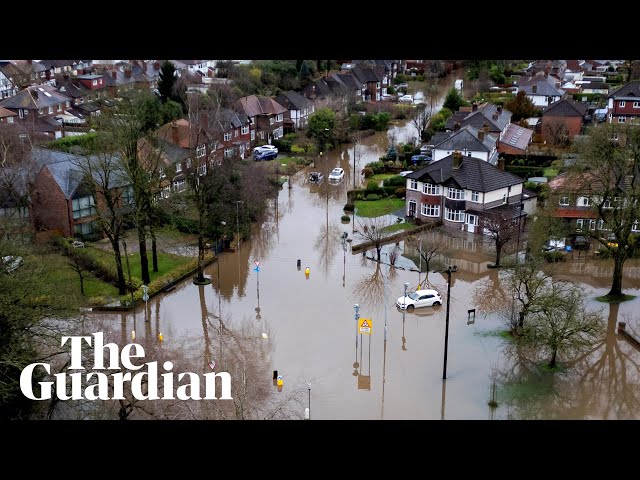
494, 242, 503, 267
376, 246, 381, 262
112, 239, 126, 295
138, 227, 150, 285
196, 232, 205, 283
150, 226, 158, 273
607, 252, 626, 297
79, 274, 85, 295
549, 348, 557, 369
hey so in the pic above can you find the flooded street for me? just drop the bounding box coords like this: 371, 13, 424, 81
90, 77, 640, 420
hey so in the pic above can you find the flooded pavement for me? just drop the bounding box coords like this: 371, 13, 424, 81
89, 79, 640, 420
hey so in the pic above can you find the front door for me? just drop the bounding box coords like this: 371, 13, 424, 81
408, 201, 417, 218
467, 214, 477, 233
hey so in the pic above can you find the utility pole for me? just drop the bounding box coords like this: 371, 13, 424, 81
442, 265, 457, 380
236, 201, 243, 250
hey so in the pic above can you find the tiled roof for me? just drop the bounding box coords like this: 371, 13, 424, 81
608, 80, 640, 99
518, 77, 564, 96
238, 95, 287, 117
499, 124, 533, 152
351, 66, 382, 83
407, 154, 522, 192
552, 208, 598, 219
433, 125, 496, 153
542, 97, 587, 117
0, 106, 17, 118
275, 91, 312, 111
0, 85, 72, 110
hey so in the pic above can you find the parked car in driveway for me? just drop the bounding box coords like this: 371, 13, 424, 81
328, 167, 345, 181
398, 94, 414, 103
253, 149, 278, 161
399, 171, 413, 177
411, 154, 430, 164
396, 289, 442, 311
253, 144, 278, 155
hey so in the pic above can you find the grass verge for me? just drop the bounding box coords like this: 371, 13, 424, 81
355, 197, 405, 217
595, 294, 636, 303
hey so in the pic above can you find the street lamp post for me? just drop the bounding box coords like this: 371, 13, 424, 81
307, 382, 311, 420
142, 284, 149, 323
442, 265, 457, 380
236, 201, 243, 250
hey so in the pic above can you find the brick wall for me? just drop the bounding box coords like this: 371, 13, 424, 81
31, 166, 72, 237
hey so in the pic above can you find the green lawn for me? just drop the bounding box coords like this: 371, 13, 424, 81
382, 222, 415, 233
38, 253, 120, 301
370, 173, 397, 182
543, 167, 558, 178
355, 198, 405, 217
84, 246, 191, 284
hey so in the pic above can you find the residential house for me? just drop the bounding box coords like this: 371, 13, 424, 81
275, 90, 315, 131
0, 61, 49, 95
607, 80, 640, 125
138, 137, 194, 200
445, 103, 512, 140
38, 60, 93, 80
238, 95, 287, 145
0, 64, 19, 99
516, 77, 564, 108
171, 60, 215, 76
0, 106, 17, 125
302, 76, 349, 101
0, 85, 74, 139
581, 81, 609, 94
351, 66, 383, 101
547, 173, 607, 233
432, 125, 499, 165
541, 97, 587, 144
404, 151, 528, 234
497, 124, 534, 156
331, 73, 362, 100
29, 148, 131, 241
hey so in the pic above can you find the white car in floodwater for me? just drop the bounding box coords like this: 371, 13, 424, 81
396, 289, 442, 311
328, 168, 345, 182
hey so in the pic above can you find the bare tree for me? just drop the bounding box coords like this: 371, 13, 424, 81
358, 216, 395, 261
504, 255, 554, 330
520, 282, 604, 368
415, 229, 447, 282
571, 124, 640, 299
482, 208, 523, 267
543, 117, 570, 148
411, 104, 432, 143
67, 255, 90, 296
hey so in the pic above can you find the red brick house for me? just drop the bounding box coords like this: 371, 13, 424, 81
238, 95, 286, 146
0, 106, 17, 125
351, 66, 383, 102
29, 148, 131, 240
607, 80, 640, 125
541, 98, 587, 144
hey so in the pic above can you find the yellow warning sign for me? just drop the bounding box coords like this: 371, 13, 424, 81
358, 318, 372, 335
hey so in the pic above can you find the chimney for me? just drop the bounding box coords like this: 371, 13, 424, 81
124, 69, 132, 78
492, 112, 499, 120
31, 88, 38, 100
454, 122, 461, 131
171, 122, 180, 145
472, 103, 478, 112
111, 71, 117, 80
154, 61, 160, 70
483, 122, 490, 134
453, 150, 463, 169
532, 84, 537, 94
497, 105, 502, 113
478, 130, 485, 142
497, 158, 505, 171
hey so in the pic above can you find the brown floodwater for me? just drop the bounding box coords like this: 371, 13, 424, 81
90, 79, 640, 420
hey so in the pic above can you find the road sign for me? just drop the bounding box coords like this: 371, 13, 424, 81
142, 293, 149, 302
358, 318, 372, 335
254, 266, 260, 272
254, 260, 260, 267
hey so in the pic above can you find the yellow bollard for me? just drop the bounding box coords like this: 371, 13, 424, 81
277, 375, 283, 387
305, 267, 310, 279
131, 330, 135, 341
158, 332, 163, 342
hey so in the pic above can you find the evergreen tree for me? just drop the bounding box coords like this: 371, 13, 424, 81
158, 61, 177, 103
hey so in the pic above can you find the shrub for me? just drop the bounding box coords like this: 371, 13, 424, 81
291, 145, 306, 154
364, 161, 385, 174
341, 215, 351, 222
273, 138, 292, 153
395, 187, 406, 197
382, 186, 397, 196
387, 85, 396, 94
543, 251, 565, 263
383, 175, 406, 187
365, 193, 380, 201
362, 167, 373, 178
343, 203, 355, 212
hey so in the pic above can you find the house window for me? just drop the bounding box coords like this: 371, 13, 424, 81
619, 116, 626, 124
471, 191, 480, 202
48, 106, 53, 114
421, 204, 440, 217
423, 183, 440, 195
620, 101, 626, 108
578, 196, 591, 207
198, 164, 207, 176
121, 186, 134, 206
276, 114, 283, 123
250, 130, 255, 141
159, 167, 166, 178
613, 133, 619, 141
503, 193, 507, 204
633, 221, 640, 232
634, 102, 640, 108
175, 163, 182, 173
576, 219, 585, 230
72, 195, 96, 219
269, 117, 275, 125
6, 116, 12, 124
196, 145, 206, 158
259, 131, 264, 140
173, 179, 186, 192
559, 196, 570, 206
74, 221, 96, 236
444, 208, 465, 222
447, 187, 464, 200
409, 179, 418, 190
186, 159, 192, 169
376, 82, 380, 89
241, 125, 249, 135
603, 199, 611, 208
224, 148, 234, 158
234, 129, 239, 137
273, 127, 283, 139
19, 110, 24, 119
161, 186, 171, 199
92, 80, 97, 86
223, 132, 232, 141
